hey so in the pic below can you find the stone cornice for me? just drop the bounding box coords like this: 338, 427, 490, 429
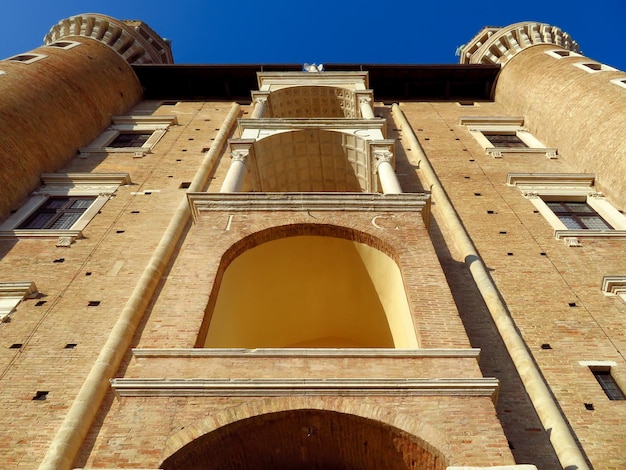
506, 173, 595, 187
132, 348, 482, 358
460, 22, 579, 65
44, 13, 173, 65
110, 377, 499, 399
187, 193, 430, 223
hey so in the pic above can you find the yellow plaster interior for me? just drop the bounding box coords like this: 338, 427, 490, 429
204, 235, 418, 348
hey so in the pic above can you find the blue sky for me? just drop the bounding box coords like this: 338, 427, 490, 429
1, 1, 624, 70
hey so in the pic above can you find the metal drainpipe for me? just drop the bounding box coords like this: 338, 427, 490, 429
39, 103, 241, 470
391, 104, 590, 470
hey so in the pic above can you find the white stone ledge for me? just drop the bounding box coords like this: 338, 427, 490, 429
110, 377, 499, 398
447, 466, 537, 470
132, 348, 481, 358
188, 192, 430, 222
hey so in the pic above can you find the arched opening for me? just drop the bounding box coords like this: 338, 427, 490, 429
265, 86, 357, 118
201, 231, 418, 348
161, 409, 448, 470
244, 129, 369, 192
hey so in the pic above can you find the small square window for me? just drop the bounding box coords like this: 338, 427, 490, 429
574, 62, 616, 73
591, 368, 626, 400
46, 41, 80, 50
6, 54, 47, 64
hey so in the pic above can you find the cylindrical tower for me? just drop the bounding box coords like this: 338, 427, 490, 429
461, 21, 626, 208
0, 14, 173, 219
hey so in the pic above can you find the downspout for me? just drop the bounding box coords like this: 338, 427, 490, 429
39, 103, 241, 470
391, 104, 590, 470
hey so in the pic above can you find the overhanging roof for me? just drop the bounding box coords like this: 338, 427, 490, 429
133, 63, 499, 102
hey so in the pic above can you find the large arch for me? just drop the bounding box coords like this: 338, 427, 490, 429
197, 224, 418, 349
161, 407, 448, 470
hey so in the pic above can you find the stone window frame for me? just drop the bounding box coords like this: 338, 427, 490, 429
459, 116, 557, 159
0, 281, 38, 322
0, 173, 131, 242
79, 115, 177, 157
45, 40, 81, 50
609, 78, 626, 90
507, 173, 626, 244
4, 53, 47, 64
578, 362, 626, 401
573, 62, 616, 74
601, 276, 626, 303
544, 49, 582, 60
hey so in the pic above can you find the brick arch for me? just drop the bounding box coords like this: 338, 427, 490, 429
219, 222, 400, 269
161, 398, 450, 469
195, 222, 407, 348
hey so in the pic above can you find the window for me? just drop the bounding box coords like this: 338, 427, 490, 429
79, 115, 177, 156
5, 53, 47, 64
108, 132, 153, 148
574, 62, 616, 74
507, 173, 626, 244
459, 116, 556, 158
591, 368, 626, 400
46, 40, 81, 50
544, 201, 611, 230
545, 49, 582, 60
0, 173, 130, 242
17, 197, 96, 230
482, 132, 528, 148
610, 78, 626, 90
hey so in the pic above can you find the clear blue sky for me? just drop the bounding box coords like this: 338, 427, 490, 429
1, 1, 624, 70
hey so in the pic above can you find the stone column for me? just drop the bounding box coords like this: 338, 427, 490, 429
358, 95, 376, 119
220, 149, 249, 192
374, 149, 402, 194
251, 97, 267, 118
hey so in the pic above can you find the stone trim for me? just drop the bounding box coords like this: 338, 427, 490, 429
460, 22, 578, 65
0, 281, 38, 322
461, 117, 555, 158
132, 348, 481, 358
447, 466, 537, 470
44, 14, 173, 64
0, 173, 131, 240
188, 193, 430, 223
507, 173, 626, 243
110, 377, 499, 399
601, 276, 626, 300
80, 115, 177, 156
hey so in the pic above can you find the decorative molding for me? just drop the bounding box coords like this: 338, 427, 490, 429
460, 22, 578, 65
132, 348, 482, 358
459, 116, 524, 127
601, 276, 626, 296
40, 173, 132, 187
0, 281, 38, 322
110, 377, 499, 399
44, 14, 173, 65
188, 193, 430, 223
506, 173, 595, 187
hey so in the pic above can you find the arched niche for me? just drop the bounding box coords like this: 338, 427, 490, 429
265, 85, 357, 118
199, 227, 418, 349
161, 409, 448, 470
243, 129, 369, 192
